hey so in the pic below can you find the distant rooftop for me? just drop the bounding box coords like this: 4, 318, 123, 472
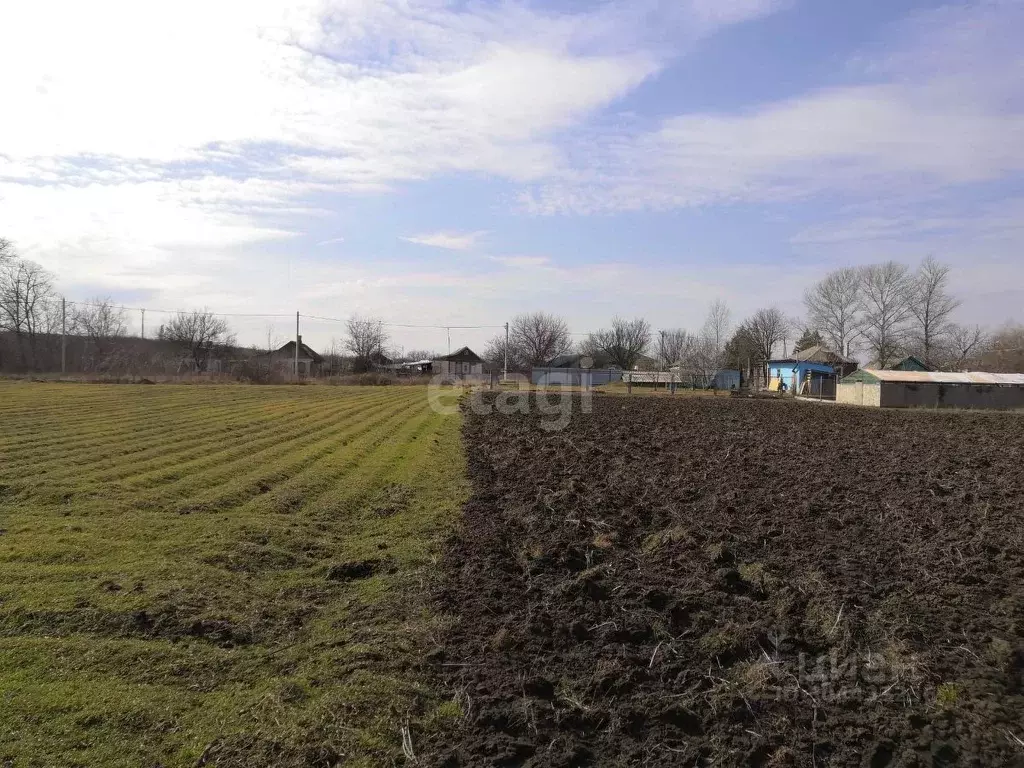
847, 369, 1024, 385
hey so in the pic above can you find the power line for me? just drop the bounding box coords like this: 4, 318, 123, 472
44, 297, 294, 319
46, 299, 505, 328
303, 313, 504, 330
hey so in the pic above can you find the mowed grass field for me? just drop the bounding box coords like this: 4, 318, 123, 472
0, 381, 466, 767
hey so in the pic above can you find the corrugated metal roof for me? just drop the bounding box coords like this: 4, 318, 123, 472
772, 344, 856, 365
859, 369, 1024, 385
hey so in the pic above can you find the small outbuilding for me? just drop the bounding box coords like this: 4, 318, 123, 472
392, 359, 433, 376
838, 369, 1024, 409
433, 347, 485, 380
768, 345, 856, 398
271, 338, 323, 377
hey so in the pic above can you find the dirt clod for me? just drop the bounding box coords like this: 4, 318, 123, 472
326, 558, 391, 582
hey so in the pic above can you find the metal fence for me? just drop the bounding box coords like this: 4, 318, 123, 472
624, 369, 741, 390
530, 367, 623, 386
799, 373, 838, 400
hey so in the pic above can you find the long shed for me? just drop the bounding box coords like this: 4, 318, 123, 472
838, 369, 1024, 409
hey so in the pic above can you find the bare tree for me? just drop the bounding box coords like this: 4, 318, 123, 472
74, 298, 128, 369
908, 256, 959, 367
0, 257, 57, 369
0, 238, 15, 265
689, 335, 722, 387
157, 309, 234, 372
484, 333, 524, 373
701, 299, 731, 365
745, 307, 790, 367
804, 267, 862, 357
859, 261, 913, 368
484, 312, 572, 373
981, 324, 1024, 373
264, 324, 283, 354
244, 324, 285, 380
584, 317, 651, 370
345, 315, 389, 372
943, 324, 988, 371
323, 336, 348, 376
510, 312, 572, 368
657, 329, 696, 366
405, 349, 439, 362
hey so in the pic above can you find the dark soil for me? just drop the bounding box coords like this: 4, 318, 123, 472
425, 395, 1024, 767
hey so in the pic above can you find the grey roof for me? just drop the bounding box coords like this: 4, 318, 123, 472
848, 369, 1024, 385
773, 344, 855, 365
435, 346, 483, 363
276, 340, 323, 363
545, 354, 579, 368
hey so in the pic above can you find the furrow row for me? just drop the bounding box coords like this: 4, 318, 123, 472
2, 391, 395, 485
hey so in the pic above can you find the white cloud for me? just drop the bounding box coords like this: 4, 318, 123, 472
0, 0, 747, 181
521, 83, 1024, 214
521, 1, 1024, 214
0, 0, 781, 298
0, 177, 301, 290
401, 231, 488, 251
489, 255, 550, 268
786, 195, 1024, 328
4, 0, 1021, 347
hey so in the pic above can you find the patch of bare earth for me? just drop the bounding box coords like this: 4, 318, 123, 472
425, 395, 1024, 767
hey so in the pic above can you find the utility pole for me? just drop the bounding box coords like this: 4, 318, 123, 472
141, 308, 145, 339
503, 321, 509, 381
295, 311, 300, 379
447, 327, 451, 356
61, 297, 66, 375
660, 329, 666, 389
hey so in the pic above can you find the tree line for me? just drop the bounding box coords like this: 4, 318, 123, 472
483, 302, 735, 383
801, 257, 988, 369
0, 238, 239, 373
0, 238, 424, 375
484, 258, 1022, 378
3, 237, 1022, 376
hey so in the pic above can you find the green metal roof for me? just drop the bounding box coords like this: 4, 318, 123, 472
840, 369, 880, 384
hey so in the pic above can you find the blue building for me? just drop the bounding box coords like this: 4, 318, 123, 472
768, 344, 857, 397
768, 359, 835, 392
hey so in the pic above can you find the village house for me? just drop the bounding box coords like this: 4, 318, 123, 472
269, 338, 324, 377
433, 347, 485, 381
767, 344, 857, 398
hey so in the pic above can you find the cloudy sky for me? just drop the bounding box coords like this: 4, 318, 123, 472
1, 0, 1022, 354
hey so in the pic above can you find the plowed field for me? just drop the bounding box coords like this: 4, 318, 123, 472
428, 394, 1024, 767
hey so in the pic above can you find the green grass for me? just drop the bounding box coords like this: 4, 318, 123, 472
0, 381, 467, 767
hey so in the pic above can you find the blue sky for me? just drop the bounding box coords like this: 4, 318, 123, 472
1, 0, 1022, 354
